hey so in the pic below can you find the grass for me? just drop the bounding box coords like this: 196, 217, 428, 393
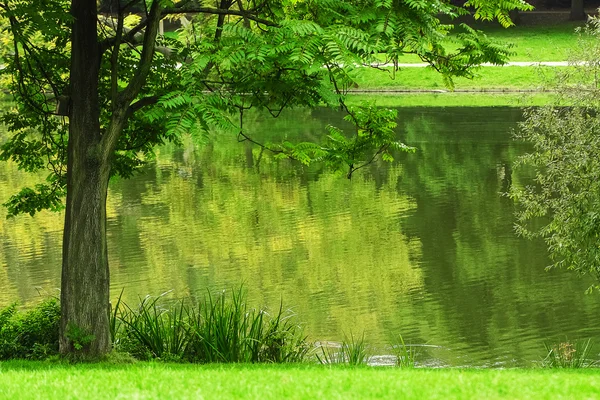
114, 288, 310, 363
348, 21, 585, 99
473, 22, 584, 62
351, 65, 561, 91
316, 333, 370, 365
344, 92, 553, 107
386, 22, 584, 64
541, 339, 598, 369
1, 361, 600, 399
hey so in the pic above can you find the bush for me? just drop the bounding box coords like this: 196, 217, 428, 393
512, 19, 600, 286
0, 299, 60, 360
0, 289, 310, 363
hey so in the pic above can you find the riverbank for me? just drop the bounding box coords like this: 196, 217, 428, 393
1, 361, 598, 399
344, 92, 552, 107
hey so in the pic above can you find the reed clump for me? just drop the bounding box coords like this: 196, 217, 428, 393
541, 338, 597, 369
113, 287, 310, 363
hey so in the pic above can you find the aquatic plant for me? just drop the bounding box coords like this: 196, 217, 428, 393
390, 334, 421, 368
541, 339, 597, 368
117, 293, 189, 361
316, 333, 370, 366
115, 287, 310, 363
185, 288, 310, 363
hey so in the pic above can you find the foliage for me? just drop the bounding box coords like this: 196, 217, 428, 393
316, 333, 370, 365
3, 363, 600, 399
511, 19, 600, 285
0, 0, 531, 217
64, 323, 96, 352
0, 299, 60, 360
390, 334, 420, 368
541, 339, 597, 369
115, 288, 310, 363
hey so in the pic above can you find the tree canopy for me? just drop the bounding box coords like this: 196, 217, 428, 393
512, 20, 600, 289
0, 0, 532, 357
0, 0, 533, 216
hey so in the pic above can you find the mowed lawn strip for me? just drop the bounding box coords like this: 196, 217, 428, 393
1, 362, 600, 400
344, 93, 553, 107
351, 65, 563, 91
389, 21, 584, 64
354, 22, 589, 93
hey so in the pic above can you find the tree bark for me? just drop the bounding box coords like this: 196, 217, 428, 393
570, 0, 586, 21
60, 0, 111, 357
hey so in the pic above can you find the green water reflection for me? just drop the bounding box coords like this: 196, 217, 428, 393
1, 106, 599, 366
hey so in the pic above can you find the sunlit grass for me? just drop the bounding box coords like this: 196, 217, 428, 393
477, 22, 584, 62
1, 362, 600, 399
384, 22, 583, 64
351, 65, 562, 91
344, 92, 553, 107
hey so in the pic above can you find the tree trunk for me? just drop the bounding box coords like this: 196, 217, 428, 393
60, 0, 111, 358
570, 0, 586, 21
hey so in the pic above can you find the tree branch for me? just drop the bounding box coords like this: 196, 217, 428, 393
101, 0, 163, 159
126, 95, 159, 118
110, 9, 125, 110
163, 6, 277, 27
119, 0, 163, 104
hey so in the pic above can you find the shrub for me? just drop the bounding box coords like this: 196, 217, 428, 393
0, 299, 60, 360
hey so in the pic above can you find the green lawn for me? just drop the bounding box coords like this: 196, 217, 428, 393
350, 21, 584, 98
351, 65, 559, 91
390, 22, 584, 64
1, 362, 599, 399
345, 92, 552, 107
476, 22, 584, 62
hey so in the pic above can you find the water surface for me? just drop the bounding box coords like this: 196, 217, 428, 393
1, 106, 598, 367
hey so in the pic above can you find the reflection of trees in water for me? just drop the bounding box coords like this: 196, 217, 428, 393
2, 106, 599, 363
101, 127, 424, 345
394, 108, 598, 364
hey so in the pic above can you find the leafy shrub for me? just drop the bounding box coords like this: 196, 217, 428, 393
0, 299, 60, 360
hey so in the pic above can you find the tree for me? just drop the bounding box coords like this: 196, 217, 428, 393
0, 0, 532, 358
570, 0, 586, 20
512, 20, 600, 290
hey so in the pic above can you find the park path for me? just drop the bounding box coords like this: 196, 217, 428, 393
382, 61, 569, 68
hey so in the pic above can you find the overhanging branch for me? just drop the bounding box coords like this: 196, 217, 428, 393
163, 6, 277, 27
100, 2, 278, 50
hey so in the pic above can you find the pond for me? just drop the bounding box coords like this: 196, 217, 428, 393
1, 105, 599, 367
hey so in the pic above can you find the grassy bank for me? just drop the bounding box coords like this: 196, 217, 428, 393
0, 361, 599, 399
389, 22, 583, 64
351, 65, 558, 91
344, 92, 552, 107
346, 21, 584, 105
